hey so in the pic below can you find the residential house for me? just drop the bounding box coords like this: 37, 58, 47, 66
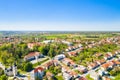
90, 71, 100, 80
101, 62, 114, 71
76, 77, 87, 80
53, 60, 59, 66
75, 65, 88, 73
27, 42, 41, 49
102, 77, 111, 80
62, 40, 73, 46
43, 61, 54, 70
34, 67, 44, 80
62, 66, 78, 80
88, 62, 99, 70
54, 54, 65, 60
94, 53, 103, 57
104, 52, 113, 60
62, 58, 77, 68
68, 51, 77, 57
96, 59, 106, 65
24, 52, 43, 61
63, 72, 72, 80
111, 60, 120, 66
98, 69, 109, 76
43, 40, 54, 44
78, 44, 83, 48
70, 71, 78, 79
46, 72, 54, 80
68, 46, 74, 51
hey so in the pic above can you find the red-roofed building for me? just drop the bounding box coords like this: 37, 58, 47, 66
88, 62, 99, 70
62, 58, 77, 67
101, 62, 114, 70
34, 67, 44, 80
102, 77, 111, 80
76, 65, 88, 73
46, 72, 54, 80
43, 61, 54, 70
24, 52, 43, 61
97, 59, 106, 65
104, 52, 113, 60
76, 77, 87, 80
28, 42, 41, 49
68, 51, 77, 56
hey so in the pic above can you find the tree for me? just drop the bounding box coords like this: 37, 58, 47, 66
24, 62, 33, 72
0, 75, 8, 80
0, 68, 4, 76
48, 48, 55, 58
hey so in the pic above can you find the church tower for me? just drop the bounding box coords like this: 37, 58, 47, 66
13, 63, 17, 77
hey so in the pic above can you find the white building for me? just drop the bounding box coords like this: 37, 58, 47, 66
24, 52, 43, 61
54, 54, 65, 60
4, 63, 17, 77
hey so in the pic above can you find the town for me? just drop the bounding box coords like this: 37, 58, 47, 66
0, 31, 120, 80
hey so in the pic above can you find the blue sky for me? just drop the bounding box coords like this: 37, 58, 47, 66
0, 0, 120, 31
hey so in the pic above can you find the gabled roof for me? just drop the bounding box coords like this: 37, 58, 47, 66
88, 62, 99, 68
68, 51, 77, 56
98, 59, 106, 64
101, 62, 113, 69
63, 58, 75, 65
44, 61, 54, 67
95, 53, 103, 57
78, 77, 87, 80
24, 52, 40, 59
34, 67, 44, 73
46, 72, 53, 77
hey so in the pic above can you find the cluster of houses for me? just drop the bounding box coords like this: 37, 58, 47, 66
27, 42, 41, 49
62, 66, 87, 80
4, 49, 119, 80
4, 36, 120, 79
54, 54, 88, 80
85, 36, 120, 49
42, 40, 73, 46
65, 44, 83, 52
86, 50, 120, 80
31, 60, 59, 80
89, 58, 120, 80
30, 53, 88, 80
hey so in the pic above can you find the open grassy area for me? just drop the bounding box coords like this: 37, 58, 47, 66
33, 58, 49, 67
86, 74, 94, 80
114, 73, 120, 80
55, 76, 64, 80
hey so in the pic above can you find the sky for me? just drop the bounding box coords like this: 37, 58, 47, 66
0, 0, 120, 31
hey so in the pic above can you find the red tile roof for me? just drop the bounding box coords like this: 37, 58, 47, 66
101, 62, 113, 69
98, 59, 106, 64
95, 53, 102, 57
46, 72, 53, 77
89, 62, 98, 68
68, 52, 77, 56
24, 52, 40, 59
44, 61, 54, 67
34, 67, 44, 73
64, 58, 75, 65
78, 77, 87, 80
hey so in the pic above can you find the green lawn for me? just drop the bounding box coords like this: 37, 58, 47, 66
114, 74, 120, 80
86, 74, 94, 80
33, 58, 49, 67
55, 76, 64, 80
